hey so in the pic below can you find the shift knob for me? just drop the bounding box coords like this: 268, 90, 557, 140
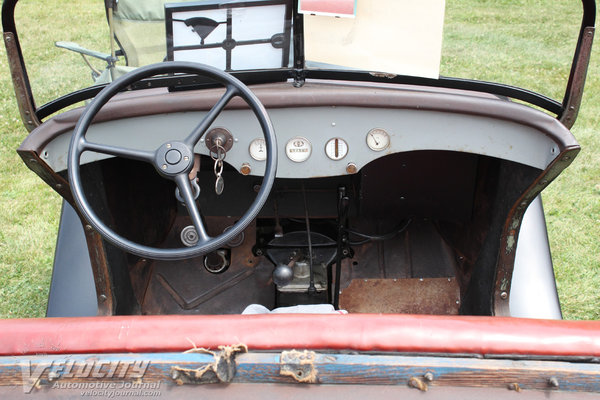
273, 263, 294, 287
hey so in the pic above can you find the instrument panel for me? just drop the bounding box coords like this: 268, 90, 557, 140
41, 105, 557, 178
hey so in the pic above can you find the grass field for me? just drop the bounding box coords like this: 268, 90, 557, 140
0, 0, 598, 319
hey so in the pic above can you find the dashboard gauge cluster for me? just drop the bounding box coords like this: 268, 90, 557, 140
246, 127, 392, 174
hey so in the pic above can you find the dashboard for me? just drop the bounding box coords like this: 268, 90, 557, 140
39, 103, 560, 179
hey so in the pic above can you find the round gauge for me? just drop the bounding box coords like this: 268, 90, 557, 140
285, 137, 312, 162
325, 138, 349, 160
249, 138, 267, 161
366, 128, 391, 151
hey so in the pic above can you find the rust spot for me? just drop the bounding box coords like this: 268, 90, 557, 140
172, 343, 247, 384
508, 383, 522, 392
408, 377, 428, 392
340, 278, 460, 314
280, 350, 318, 383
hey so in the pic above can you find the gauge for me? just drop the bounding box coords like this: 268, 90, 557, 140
248, 138, 267, 161
325, 138, 349, 160
366, 128, 391, 151
285, 137, 312, 162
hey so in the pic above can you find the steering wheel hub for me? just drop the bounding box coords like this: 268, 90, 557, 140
154, 141, 193, 176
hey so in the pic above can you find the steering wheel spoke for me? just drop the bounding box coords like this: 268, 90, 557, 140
80, 139, 155, 164
174, 174, 210, 244
184, 84, 238, 146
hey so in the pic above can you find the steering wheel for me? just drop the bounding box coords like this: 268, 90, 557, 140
68, 61, 277, 260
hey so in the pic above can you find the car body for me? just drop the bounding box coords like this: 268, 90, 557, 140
1, 0, 599, 397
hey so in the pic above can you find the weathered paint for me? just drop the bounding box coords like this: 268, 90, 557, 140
0, 352, 598, 393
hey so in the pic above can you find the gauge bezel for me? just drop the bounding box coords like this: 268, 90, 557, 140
285, 136, 312, 163
249, 138, 267, 161
324, 137, 349, 160
366, 128, 391, 152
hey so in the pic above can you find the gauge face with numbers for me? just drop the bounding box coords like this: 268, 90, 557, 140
325, 138, 349, 160
249, 138, 267, 161
366, 128, 391, 151
285, 137, 312, 162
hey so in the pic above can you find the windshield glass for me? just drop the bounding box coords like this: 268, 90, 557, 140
12, 0, 582, 111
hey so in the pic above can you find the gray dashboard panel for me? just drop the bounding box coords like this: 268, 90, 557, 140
41, 106, 559, 177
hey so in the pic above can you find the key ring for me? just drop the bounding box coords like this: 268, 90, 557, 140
209, 142, 227, 162
214, 158, 224, 177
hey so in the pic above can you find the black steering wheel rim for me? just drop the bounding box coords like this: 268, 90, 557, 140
67, 61, 277, 260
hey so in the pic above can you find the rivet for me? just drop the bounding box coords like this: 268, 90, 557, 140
99, 294, 107, 302
424, 372, 434, 382
55, 184, 62, 190
183, 156, 189, 161
548, 377, 559, 388
166, 143, 172, 148
346, 162, 358, 174
162, 164, 167, 170
85, 225, 93, 231
500, 291, 508, 300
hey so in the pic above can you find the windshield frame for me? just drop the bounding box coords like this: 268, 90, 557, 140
2, 0, 596, 131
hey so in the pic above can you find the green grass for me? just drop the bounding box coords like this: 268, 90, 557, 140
0, 0, 108, 318
0, 0, 598, 319
441, 0, 600, 320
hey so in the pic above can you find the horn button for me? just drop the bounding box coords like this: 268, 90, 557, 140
155, 142, 193, 175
